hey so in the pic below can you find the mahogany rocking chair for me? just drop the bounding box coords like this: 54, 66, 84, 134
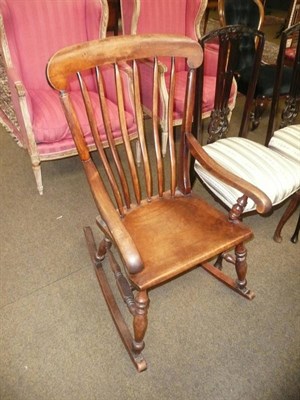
47, 34, 272, 371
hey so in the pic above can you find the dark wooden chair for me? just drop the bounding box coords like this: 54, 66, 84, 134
266, 23, 300, 244
192, 26, 300, 246
46, 34, 271, 371
193, 25, 265, 144
218, 0, 274, 133
219, 0, 300, 135
266, 23, 300, 143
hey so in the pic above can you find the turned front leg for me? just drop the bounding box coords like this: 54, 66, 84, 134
132, 290, 149, 355
235, 243, 248, 292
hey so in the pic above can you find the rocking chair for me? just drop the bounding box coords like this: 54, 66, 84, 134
47, 34, 272, 371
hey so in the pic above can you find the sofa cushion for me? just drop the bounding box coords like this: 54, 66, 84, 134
31, 89, 136, 144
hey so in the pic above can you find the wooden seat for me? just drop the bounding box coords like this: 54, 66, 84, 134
47, 34, 271, 372
123, 195, 252, 289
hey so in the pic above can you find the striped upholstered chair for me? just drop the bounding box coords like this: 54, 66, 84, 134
264, 24, 300, 244
193, 24, 300, 247
0, 0, 137, 194
120, 0, 237, 156
193, 127, 300, 249
267, 125, 300, 243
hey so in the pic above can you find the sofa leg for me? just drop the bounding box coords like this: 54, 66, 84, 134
32, 162, 43, 195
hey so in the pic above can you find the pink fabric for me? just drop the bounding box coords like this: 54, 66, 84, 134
121, 0, 204, 72
119, 0, 236, 125
285, 48, 296, 61
166, 72, 236, 115
203, 43, 220, 77
185, 0, 204, 39
30, 90, 136, 144
120, 0, 135, 35
136, 0, 187, 35
1, 0, 103, 91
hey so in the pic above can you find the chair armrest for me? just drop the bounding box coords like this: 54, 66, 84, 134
5, 66, 34, 146
6, 66, 32, 109
186, 132, 272, 214
82, 159, 144, 274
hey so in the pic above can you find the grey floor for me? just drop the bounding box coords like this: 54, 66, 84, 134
1, 17, 300, 400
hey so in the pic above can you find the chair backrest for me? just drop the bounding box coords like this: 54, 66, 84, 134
218, 0, 264, 72
193, 25, 265, 143
266, 22, 300, 145
0, 0, 108, 91
47, 35, 202, 214
120, 0, 206, 72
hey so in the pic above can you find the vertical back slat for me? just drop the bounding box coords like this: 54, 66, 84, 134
96, 66, 131, 209
152, 57, 164, 197
132, 60, 152, 199
168, 57, 176, 196
77, 72, 125, 215
114, 63, 141, 205
60, 91, 90, 161
222, 34, 239, 109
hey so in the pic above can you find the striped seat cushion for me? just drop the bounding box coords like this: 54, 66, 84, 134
194, 137, 300, 213
268, 125, 300, 163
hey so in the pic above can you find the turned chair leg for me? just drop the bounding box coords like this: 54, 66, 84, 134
201, 241, 254, 300
132, 290, 149, 357
273, 192, 300, 243
235, 243, 249, 294
291, 213, 300, 244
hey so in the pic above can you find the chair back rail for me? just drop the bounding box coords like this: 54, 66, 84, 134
47, 34, 202, 216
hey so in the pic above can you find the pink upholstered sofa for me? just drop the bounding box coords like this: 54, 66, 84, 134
0, 0, 137, 194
